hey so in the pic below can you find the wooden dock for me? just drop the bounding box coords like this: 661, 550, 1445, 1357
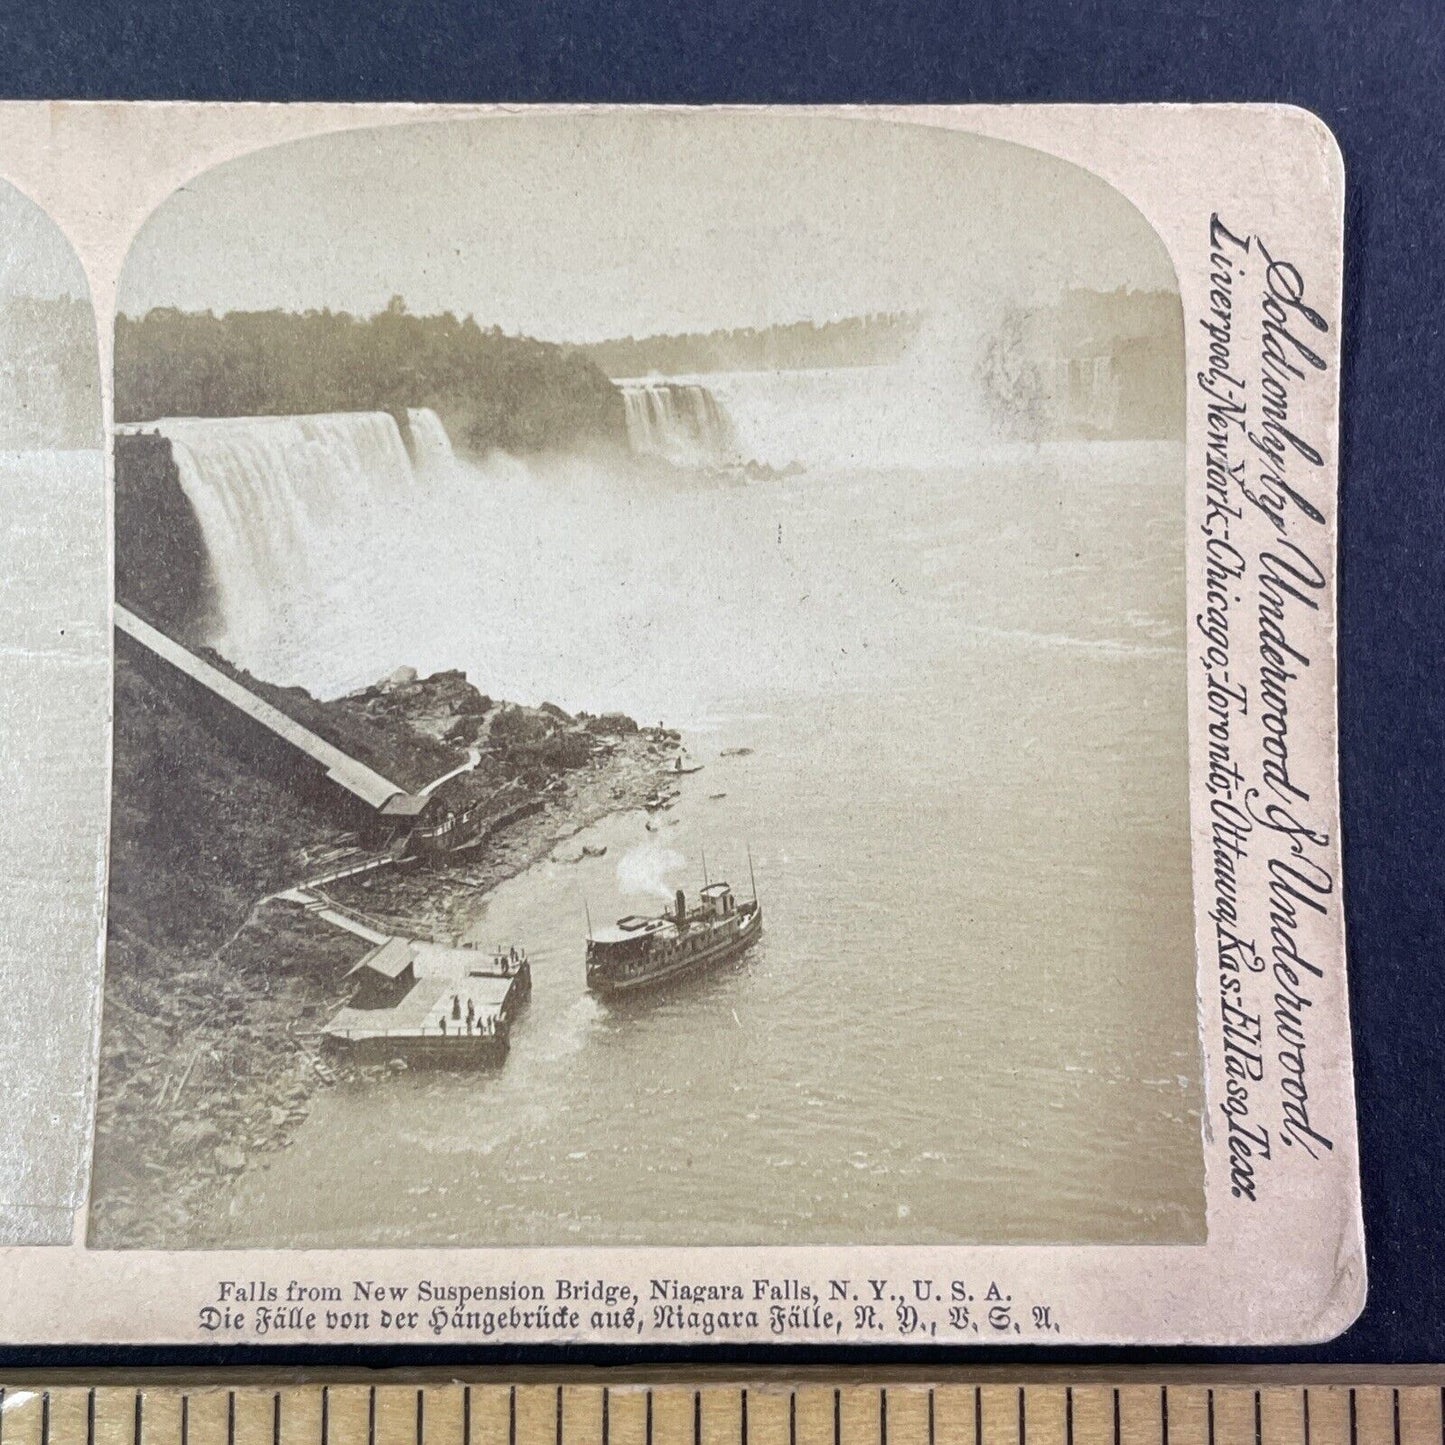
322, 939, 531, 1066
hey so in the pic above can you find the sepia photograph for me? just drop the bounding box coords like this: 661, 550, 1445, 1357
86, 112, 1205, 1254
0, 177, 106, 1248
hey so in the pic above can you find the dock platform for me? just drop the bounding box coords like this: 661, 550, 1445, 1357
323, 939, 531, 1067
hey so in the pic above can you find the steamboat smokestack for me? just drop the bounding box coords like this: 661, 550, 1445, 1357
675, 888, 686, 925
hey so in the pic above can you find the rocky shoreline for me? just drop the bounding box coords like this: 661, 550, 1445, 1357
89, 650, 680, 1249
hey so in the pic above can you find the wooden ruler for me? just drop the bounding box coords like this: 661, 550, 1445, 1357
2, 1381, 1444, 1445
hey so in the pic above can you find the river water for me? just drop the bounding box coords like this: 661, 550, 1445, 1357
200, 377, 1204, 1248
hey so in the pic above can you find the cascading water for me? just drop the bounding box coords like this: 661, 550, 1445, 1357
134, 411, 427, 673
406, 406, 457, 472
620, 381, 739, 467
1057, 355, 1120, 435
112, 366, 1138, 718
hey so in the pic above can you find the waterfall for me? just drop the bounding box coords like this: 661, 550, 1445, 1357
406, 407, 457, 472
127, 411, 424, 669
619, 381, 739, 467
1052, 355, 1119, 436
1085, 355, 1120, 434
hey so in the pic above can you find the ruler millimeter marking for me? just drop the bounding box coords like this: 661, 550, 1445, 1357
0, 1386, 1442, 1445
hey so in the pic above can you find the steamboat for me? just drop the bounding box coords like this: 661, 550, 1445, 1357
585, 864, 762, 996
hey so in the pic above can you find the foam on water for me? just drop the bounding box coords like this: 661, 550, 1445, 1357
145, 411, 423, 668
406, 406, 456, 472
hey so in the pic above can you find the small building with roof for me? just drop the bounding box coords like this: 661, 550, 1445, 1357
324, 936, 531, 1066
345, 936, 419, 1010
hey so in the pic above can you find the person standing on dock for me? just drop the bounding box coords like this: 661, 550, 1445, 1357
452, 994, 461, 1021
466, 998, 476, 1031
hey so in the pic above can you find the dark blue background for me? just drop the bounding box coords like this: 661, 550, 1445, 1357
0, 0, 1440, 1367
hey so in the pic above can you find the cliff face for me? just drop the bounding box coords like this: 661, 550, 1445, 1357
108, 643, 345, 957
113, 432, 217, 643
93, 642, 662, 1247
97, 644, 376, 1246
107, 644, 635, 958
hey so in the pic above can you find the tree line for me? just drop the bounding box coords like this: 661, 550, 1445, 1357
579, 312, 925, 378
114, 300, 625, 454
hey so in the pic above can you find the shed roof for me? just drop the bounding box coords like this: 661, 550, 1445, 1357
115, 606, 408, 812
380, 792, 433, 817
591, 917, 671, 945
347, 936, 414, 980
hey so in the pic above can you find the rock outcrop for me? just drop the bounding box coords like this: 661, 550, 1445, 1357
91, 642, 671, 1248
